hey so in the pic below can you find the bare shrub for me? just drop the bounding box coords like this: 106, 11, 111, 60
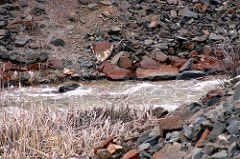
220, 43, 240, 77
0, 105, 156, 158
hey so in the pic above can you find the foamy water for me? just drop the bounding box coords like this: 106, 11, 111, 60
1, 79, 222, 111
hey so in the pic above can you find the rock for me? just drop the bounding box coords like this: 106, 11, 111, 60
0, 45, 9, 60
152, 143, 188, 159
152, 107, 169, 118
107, 143, 122, 155
9, 52, 26, 63
2, 62, 12, 71
110, 26, 121, 33
95, 149, 112, 159
58, 84, 80, 93
140, 57, 160, 69
176, 70, 207, 80
158, 116, 183, 137
38, 52, 48, 62
150, 49, 168, 63
101, 62, 132, 80
233, 82, 240, 101
166, 131, 181, 142
136, 65, 179, 80
208, 122, 226, 142
192, 148, 204, 159
227, 121, 240, 135
228, 142, 239, 157
94, 137, 114, 154
79, 59, 94, 68
49, 36, 65, 46
183, 125, 193, 140
178, 8, 198, 18
202, 89, 224, 106
110, 51, 125, 65
118, 56, 132, 69
209, 33, 225, 40
138, 143, 151, 151
209, 150, 228, 159
196, 128, 210, 148
48, 59, 64, 69
122, 149, 139, 159
0, 29, 11, 42
31, 5, 46, 16
14, 36, 31, 46
93, 42, 113, 63
179, 58, 192, 73
153, 43, 168, 50
63, 68, 75, 76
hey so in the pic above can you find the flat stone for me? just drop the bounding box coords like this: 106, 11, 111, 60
176, 70, 207, 80
122, 149, 139, 159
159, 116, 183, 137
49, 36, 65, 47
179, 58, 192, 73
227, 121, 240, 135
136, 65, 179, 80
102, 62, 132, 80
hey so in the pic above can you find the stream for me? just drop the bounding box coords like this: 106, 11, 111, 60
1, 78, 223, 112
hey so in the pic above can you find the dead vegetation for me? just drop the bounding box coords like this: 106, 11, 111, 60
0, 104, 156, 158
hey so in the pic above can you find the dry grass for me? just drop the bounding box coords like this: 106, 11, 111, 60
221, 43, 240, 77
0, 103, 156, 159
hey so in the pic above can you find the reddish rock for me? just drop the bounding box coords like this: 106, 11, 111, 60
2, 62, 13, 71
140, 56, 160, 69
193, 60, 220, 71
202, 88, 224, 105
118, 56, 132, 69
94, 136, 114, 154
93, 42, 113, 63
136, 65, 179, 80
102, 62, 132, 80
48, 59, 64, 69
170, 56, 188, 68
107, 143, 122, 155
27, 63, 47, 71
159, 116, 183, 136
196, 128, 211, 148
152, 143, 188, 159
191, 50, 198, 57
121, 149, 139, 159
203, 45, 213, 57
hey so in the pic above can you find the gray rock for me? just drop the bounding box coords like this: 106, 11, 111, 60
208, 122, 227, 142
110, 26, 121, 33
153, 43, 168, 50
15, 35, 31, 46
209, 33, 225, 40
183, 125, 193, 140
31, 5, 46, 16
58, 84, 80, 93
176, 70, 207, 80
192, 148, 204, 159
49, 36, 65, 46
228, 142, 239, 157
138, 143, 151, 151
227, 121, 240, 135
208, 150, 228, 159
233, 82, 240, 101
166, 131, 181, 142
39, 52, 48, 62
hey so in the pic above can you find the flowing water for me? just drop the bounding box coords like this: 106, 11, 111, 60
1, 79, 223, 112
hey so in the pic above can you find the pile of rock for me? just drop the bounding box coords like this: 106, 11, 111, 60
93, 76, 240, 159
80, 0, 239, 80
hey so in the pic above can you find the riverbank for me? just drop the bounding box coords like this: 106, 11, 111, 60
93, 76, 240, 159
1, 0, 239, 87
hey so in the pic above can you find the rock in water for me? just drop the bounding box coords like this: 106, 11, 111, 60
176, 70, 207, 80
58, 83, 80, 93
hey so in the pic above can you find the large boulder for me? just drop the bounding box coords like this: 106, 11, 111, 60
101, 62, 132, 80
136, 65, 179, 80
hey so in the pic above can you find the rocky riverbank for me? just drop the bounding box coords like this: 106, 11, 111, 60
0, 0, 239, 87
92, 76, 240, 159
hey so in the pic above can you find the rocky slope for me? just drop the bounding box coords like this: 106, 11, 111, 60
93, 76, 240, 159
0, 0, 239, 86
